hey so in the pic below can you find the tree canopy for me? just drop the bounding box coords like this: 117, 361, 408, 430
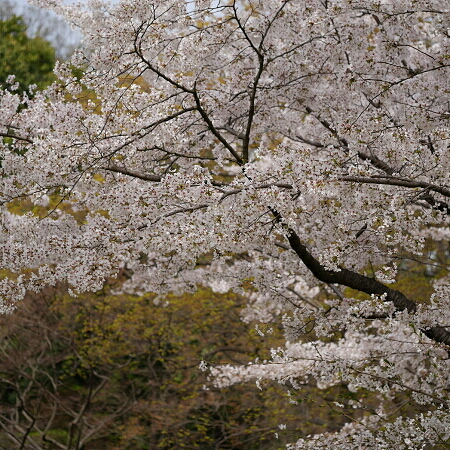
1, 0, 450, 448
0, 15, 56, 93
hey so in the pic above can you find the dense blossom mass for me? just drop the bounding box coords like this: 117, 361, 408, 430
1, 0, 450, 447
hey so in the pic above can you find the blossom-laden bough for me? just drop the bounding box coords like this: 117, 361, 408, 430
1, 0, 450, 448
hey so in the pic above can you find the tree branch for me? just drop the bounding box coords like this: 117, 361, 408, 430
102, 166, 162, 182
339, 175, 450, 198
133, 22, 243, 165
0, 132, 33, 144
272, 209, 450, 347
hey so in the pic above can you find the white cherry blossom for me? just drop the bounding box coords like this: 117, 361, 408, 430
2, 0, 450, 447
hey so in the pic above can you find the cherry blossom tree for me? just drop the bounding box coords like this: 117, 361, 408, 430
1, 0, 450, 447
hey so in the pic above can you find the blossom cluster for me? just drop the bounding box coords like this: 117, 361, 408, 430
2, 0, 450, 447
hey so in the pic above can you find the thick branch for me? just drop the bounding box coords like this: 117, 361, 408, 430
286, 228, 416, 312
0, 132, 33, 144
284, 225, 450, 347
356, 151, 396, 175
102, 166, 162, 182
340, 175, 450, 198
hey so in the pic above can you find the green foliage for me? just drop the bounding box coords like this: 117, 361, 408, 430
54, 286, 300, 449
0, 285, 308, 449
1, 279, 434, 449
0, 15, 56, 93
1, 260, 443, 449
6, 266, 441, 449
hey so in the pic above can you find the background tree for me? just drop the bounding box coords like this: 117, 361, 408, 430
1, 0, 450, 448
0, 0, 80, 60
0, 14, 56, 93
0, 283, 320, 450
